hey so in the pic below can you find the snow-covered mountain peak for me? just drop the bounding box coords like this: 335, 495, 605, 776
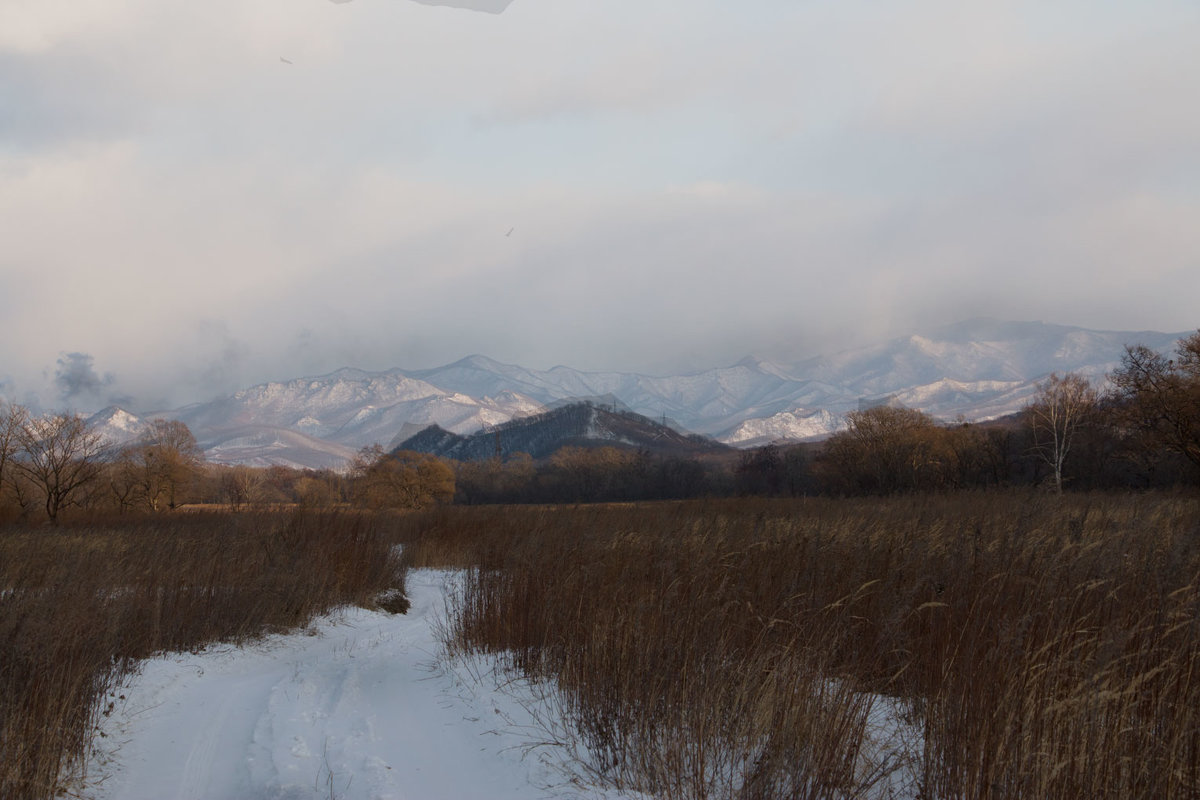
102, 407, 141, 432
87, 406, 147, 446
118, 320, 1188, 468
733, 355, 794, 378
447, 354, 506, 371
906, 334, 958, 359
734, 355, 769, 370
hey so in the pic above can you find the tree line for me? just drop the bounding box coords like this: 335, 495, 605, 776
453, 330, 1200, 501
2, 330, 1196, 520
0, 408, 456, 523
0, 409, 229, 522
798, 329, 1200, 495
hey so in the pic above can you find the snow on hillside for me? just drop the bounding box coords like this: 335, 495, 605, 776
87, 406, 149, 447
410, 356, 800, 433
95, 320, 1188, 466
152, 372, 543, 468
400, 402, 731, 461
397, 319, 1186, 443
723, 409, 844, 446
797, 319, 1179, 395
84, 570, 644, 800
200, 427, 360, 470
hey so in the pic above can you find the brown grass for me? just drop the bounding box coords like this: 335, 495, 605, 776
396, 493, 1200, 799
0, 509, 405, 800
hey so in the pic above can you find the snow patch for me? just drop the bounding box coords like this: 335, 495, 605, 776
722, 408, 845, 445
84, 571, 638, 800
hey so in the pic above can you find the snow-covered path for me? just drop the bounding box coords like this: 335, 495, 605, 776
86, 571, 632, 800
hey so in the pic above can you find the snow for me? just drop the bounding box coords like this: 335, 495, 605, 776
115, 320, 1187, 465
86, 406, 148, 447
722, 408, 844, 445
83, 571, 639, 800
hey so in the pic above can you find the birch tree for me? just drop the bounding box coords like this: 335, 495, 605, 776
1027, 372, 1098, 494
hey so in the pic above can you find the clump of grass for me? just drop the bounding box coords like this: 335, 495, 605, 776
399, 493, 1200, 799
0, 509, 405, 799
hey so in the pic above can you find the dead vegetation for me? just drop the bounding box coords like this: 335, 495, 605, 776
0, 510, 404, 799
397, 493, 1200, 799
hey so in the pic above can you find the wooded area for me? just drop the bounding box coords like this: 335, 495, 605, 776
2, 332, 1197, 522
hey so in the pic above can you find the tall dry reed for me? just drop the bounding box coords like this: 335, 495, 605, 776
0, 509, 404, 800
397, 494, 1200, 799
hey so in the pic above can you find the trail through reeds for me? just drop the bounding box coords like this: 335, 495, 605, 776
397, 494, 1200, 799
0, 510, 404, 799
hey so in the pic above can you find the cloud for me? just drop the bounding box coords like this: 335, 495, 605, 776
54, 352, 109, 401
186, 321, 252, 401
407, 0, 515, 13
0, 0, 1197, 410
0, 0, 142, 54
53, 352, 131, 409
328, 0, 516, 10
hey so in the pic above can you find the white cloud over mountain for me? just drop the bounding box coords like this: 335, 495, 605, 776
2, 2, 1197, 413
88, 320, 1188, 468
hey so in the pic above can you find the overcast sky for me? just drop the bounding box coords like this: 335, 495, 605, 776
2, 0, 1198, 412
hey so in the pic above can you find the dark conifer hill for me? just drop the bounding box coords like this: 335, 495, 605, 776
396, 401, 731, 461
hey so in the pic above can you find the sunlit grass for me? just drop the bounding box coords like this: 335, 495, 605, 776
0, 510, 404, 799
398, 493, 1200, 799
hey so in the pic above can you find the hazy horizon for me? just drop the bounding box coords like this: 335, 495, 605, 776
18, 316, 1195, 418
3, 1, 1197, 412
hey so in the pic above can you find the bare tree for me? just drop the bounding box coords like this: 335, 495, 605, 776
825, 406, 955, 493
220, 465, 264, 511
105, 455, 142, 513
0, 402, 30, 513
0, 402, 27, 476
1026, 372, 1098, 494
351, 446, 455, 510
1108, 332, 1200, 480
13, 412, 106, 523
125, 419, 204, 510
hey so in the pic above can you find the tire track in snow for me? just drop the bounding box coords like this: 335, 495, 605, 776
86, 571, 635, 800
176, 690, 232, 798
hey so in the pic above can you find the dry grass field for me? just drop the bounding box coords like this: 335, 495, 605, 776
396, 493, 1200, 799
4, 493, 1197, 799
0, 510, 404, 799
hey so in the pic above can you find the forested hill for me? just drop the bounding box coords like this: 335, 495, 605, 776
395, 402, 732, 461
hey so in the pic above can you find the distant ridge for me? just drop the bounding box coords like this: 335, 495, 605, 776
86, 319, 1190, 468
395, 401, 732, 461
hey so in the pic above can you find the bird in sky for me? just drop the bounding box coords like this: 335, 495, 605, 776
280, 56, 294, 64
506, 227, 514, 237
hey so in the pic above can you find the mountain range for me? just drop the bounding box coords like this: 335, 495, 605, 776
400, 402, 732, 462
88, 319, 1188, 469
